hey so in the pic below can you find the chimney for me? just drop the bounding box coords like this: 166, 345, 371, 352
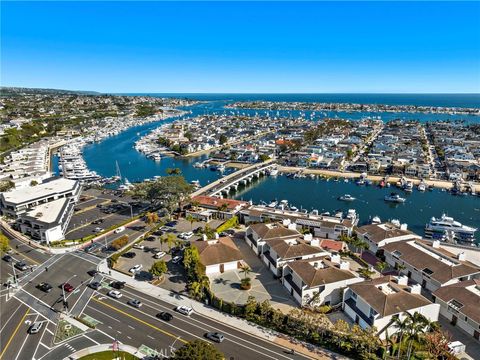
303, 233, 313, 242
339, 261, 350, 270
408, 284, 422, 294
397, 275, 408, 286
310, 238, 319, 247
202, 234, 208, 241
457, 252, 466, 261
282, 218, 291, 226
287, 223, 297, 231
331, 254, 341, 264
432, 240, 440, 249
214, 232, 219, 239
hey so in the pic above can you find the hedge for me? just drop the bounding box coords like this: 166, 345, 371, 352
216, 216, 239, 233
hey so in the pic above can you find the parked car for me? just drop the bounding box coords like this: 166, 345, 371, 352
110, 281, 125, 290
133, 244, 144, 250
88, 281, 101, 290
154, 251, 166, 259
145, 236, 156, 242
37, 282, 52, 293
127, 299, 142, 308
165, 221, 177, 227
205, 332, 225, 343
160, 226, 171, 232
114, 226, 125, 234
2, 254, 13, 262
156, 312, 173, 321
172, 256, 183, 264
91, 219, 104, 225
28, 321, 43, 334
182, 231, 193, 239
175, 305, 193, 316
108, 290, 122, 299
122, 252, 136, 259
129, 264, 143, 273
14, 261, 28, 271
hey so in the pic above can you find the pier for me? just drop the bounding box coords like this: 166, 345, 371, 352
192, 160, 276, 197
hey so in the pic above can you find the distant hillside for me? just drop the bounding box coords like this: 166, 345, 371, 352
0, 86, 101, 96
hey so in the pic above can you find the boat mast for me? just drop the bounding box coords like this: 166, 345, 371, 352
115, 160, 122, 181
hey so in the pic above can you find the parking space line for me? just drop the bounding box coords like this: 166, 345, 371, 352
0, 308, 29, 360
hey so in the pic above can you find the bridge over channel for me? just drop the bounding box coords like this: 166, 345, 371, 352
192, 160, 276, 198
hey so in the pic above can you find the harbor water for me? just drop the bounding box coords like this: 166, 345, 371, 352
80, 94, 480, 242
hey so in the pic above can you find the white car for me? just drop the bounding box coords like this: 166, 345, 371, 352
154, 251, 166, 259
133, 244, 144, 250
108, 290, 122, 299
114, 226, 125, 234
172, 256, 183, 264
129, 264, 143, 273
175, 305, 193, 316
183, 231, 193, 239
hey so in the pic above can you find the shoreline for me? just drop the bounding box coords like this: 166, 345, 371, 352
223, 161, 480, 192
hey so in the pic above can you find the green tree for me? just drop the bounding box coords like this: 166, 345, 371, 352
186, 214, 196, 231
219, 134, 228, 145
0, 234, 10, 254
183, 246, 201, 279
0, 180, 15, 192
30, 180, 39, 186
149, 260, 167, 279
166, 167, 182, 175
145, 212, 159, 225
172, 340, 224, 360
131, 175, 193, 215
376, 261, 387, 274
358, 267, 375, 280
239, 264, 251, 279
258, 154, 270, 162
164, 233, 177, 252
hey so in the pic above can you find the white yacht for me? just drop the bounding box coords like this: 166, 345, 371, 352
384, 193, 406, 203
425, 214, 477, 243
268, 168, 279, 176
338, 194, 356, 202
267, 200, 278, 208
418, 181, 426, 192
371, 216, 381, 224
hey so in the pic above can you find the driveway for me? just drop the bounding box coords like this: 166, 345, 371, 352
209, 232, 297, 313
438, 315, 478, 360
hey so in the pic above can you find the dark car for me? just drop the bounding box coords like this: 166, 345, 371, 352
145, 236, 156, 242
87, 269, 98, 277
88, 281, 101, 290
2, 254, 13, 263
62, 283, 74, 292
153, 230, 164, 236
111, 281, 125, 289
37, 282, 53, 293
122, 252, 136, 259
156, 312, 173, 321
165, 221, 177, 227
14, 261, 28, 271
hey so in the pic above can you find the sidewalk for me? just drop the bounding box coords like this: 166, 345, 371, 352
98, 260, 346, 360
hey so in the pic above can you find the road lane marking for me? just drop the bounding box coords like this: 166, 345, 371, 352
128, 325, 135, 329
85, 306, 120, 322
147, 335, 155, 340
0, 308, 29, 360
15, 314, 39, 360
117, 287, 296, 359
92, 297, 187, 344
84, 335, 100, 345
0, 303, 22, 333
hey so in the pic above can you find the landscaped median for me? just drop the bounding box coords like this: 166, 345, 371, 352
69, 344, 141, 360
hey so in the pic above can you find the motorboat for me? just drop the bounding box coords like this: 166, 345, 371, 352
425, 214, 477, 243
268, 168, 279, 176
384, 193, 406, 203
268, 200, 278, 208
371, 216, 381, 224
338, 194, 356, 202
418, 181, 426, 192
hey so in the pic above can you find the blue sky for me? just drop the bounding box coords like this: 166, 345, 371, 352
2, 1, 479, 93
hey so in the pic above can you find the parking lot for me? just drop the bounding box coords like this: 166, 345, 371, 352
65, 188, 147, 240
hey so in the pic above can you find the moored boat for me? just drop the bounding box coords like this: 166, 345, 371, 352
384, 192, 406, 203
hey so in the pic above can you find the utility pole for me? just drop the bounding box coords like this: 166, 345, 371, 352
62, 274, 77, 314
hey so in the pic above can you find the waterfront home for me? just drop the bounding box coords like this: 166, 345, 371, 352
261, 234, 330, 277
245, 221, 300, 255
282, 254, 363, 306
191, 236, 244, 275
432, 279, 480, 341
381, 240, 480, 292
355, 222, 421, 254
343, 275, 440, 339
240, 205, 356, 240
187, 196, 249, 221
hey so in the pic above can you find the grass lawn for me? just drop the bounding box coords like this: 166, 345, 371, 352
79, 350, 139, 360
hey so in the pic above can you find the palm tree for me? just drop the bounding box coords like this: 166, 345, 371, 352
189, 281, 202, 300
239, 264, 252, 279
404, 312, 429, 360
165, 233, 177, 252
159, 235, 167, 251
392, 313, 410, 359
186, 214, 195, 231
376, 261, 388, 274
358, 267, 375, 279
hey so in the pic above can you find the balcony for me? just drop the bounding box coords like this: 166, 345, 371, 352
344, 297, 374, 326
284, 274, 302, 296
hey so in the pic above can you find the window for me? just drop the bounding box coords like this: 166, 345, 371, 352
369, 307, 377, 318
350, 291, 357, 300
